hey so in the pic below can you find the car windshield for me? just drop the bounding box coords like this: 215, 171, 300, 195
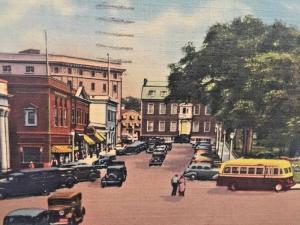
48, 199, 71, 205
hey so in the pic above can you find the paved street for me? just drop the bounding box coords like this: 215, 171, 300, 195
1, 144, 300, 225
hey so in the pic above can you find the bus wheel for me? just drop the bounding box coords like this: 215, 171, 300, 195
228, 183, 237, 191
275, 183, 283, 192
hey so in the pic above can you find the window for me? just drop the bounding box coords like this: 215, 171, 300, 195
113, 84, 117, 93
204, 122, 211, 132
113, 73, 117, 79
76, 109, 81, 124
147, 121, 154, 132
91, 83, 95, 91
205, 105, 212, 115
60, 108, 63, 126
63, 109, 67, 126
79, 69, 83, 75
224, 167, 231, 173
103, 72, 107, 78
159, 121, 165, 132
22, 147, 41, 162
147, 103, 154, 114
160, 91, 167, 97
25, 66, 34, 73
232, 167, 239, 174
79, 81, 83, 86
68, 68, 72, 74
67, 80, 72, 87
256, 168, 264, 175
159, 103, 166, 114
72, 109, 75, 124
54, 67, 59, 73
2, 65, 11, 72
248, 167, 255, 174
91, 71, 95, 77
194, 104, 200, 115
148, 90, 156, 97
240, 167, 247, 174
284, 168, 289, 174
171, 104, 178, 114
24, 107, 37, 126
54, 107, 58, 126
170, 121, 177, 132
103, 84, 107, 92
192, 121, 199, 132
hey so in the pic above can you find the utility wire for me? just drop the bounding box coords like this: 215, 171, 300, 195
97, 17, 135, 24
96, 3, 134, 10
95, 31, 134, 37
96, 43, 133, 51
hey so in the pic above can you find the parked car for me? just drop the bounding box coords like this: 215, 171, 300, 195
92, 156, 113, 169
60, 164, 100, 182
146, 146, 155, 154
117, 141, 145, 155
0, 168, 76, 199
184, 163, 219, 180
153, 145, 168, 155
99, 150, 117, 160
101, 165, 127, 187
149, 152, 165, 167
164, 142, 172, 151
3, 208, 49, 225
48, 191, 85, 225
191, 155, 213, 164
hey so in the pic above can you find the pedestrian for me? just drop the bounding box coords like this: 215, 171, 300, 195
178, 175, 186, 196
28, 161, 35, 169
171, 174, 179, 196
51, 157, 58, 167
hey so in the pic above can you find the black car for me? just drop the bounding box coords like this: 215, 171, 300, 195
117, 141, 146, 155
92, 157, 113, 169
3, 208, 49, 225
60, 163, 100, 182
146, 146, 155, 154
174, 134, 190, 143
101, 165, 127, 187
149, 152, 165, 167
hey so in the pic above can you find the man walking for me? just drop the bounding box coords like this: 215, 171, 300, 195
171, 174, 179, 196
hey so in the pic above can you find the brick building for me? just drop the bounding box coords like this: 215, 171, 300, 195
0, 50, 125, 145
0, 74, 90, 169
141, 80, 216, 142
121, 109, 141, 143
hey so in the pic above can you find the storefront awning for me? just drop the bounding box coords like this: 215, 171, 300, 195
52, 145, 72, 153
94, 132, 106, 142
83, 134, 96, 145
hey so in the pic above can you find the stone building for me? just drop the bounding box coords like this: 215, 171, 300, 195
121, 109, 141, 143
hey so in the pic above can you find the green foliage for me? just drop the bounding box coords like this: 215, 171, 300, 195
168, 15, 300, 154
121, 96, 141, 112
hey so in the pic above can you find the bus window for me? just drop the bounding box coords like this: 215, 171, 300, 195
240, 167, 247, 174
284, 168, 289, 174
256, 168, 264, 175
248, 168, 255, 174
289, 167, 292, 173
273, 168, 279, 174
232, 167, 239, 174
224, 167, 231, 173
280, 169, 283, 174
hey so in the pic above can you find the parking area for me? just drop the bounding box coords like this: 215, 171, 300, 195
1, 144, 300, 225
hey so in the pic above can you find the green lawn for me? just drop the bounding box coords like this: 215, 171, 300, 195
292, 161, 300, 183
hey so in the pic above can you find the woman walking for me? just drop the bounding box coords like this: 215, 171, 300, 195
178, 175, 186, 196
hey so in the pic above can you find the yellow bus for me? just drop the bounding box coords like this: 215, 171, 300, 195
217, 158, 295, 191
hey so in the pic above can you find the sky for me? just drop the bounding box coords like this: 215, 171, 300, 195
1, 0, 300, 97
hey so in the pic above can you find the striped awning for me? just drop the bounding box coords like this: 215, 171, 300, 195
52, 145, 72, 153
93, 132, 105, 143
83, 134, 96, 145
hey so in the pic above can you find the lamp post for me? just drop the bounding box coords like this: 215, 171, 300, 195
215, 124, 219, 153
229, 132, 235, 160
221, 130, 226, 162
217, 126, 222, 154
70, 130, 75, 162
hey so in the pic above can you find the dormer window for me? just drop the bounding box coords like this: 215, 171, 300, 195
148, 90, 156, 97
24, 106, 37, 126
160, 91, 167, 97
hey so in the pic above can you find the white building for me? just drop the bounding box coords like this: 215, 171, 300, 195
0, 79, 10, 171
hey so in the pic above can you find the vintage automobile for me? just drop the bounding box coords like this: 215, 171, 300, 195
117, 141, 146, 155
92, 156, 113, 169
153, 145, 168, 155
184, 163, 219, 180
146, 146, 155, 154
0, 168, 76, 199
101, 165, 127, 187
48, 191, 85, 225
99, 150, 117, 160
3, 208, 49, 225
60, 164, 100, 182
191, 155, 214, 164
149, 152, 165, 167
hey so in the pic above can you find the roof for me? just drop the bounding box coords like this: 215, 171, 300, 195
48, 191, 82, 200
6, 208, 47, 217
221, 158, 292, 168
141, 85, 169, 100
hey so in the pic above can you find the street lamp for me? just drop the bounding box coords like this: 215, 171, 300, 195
221, 130, 226, 162
229, 132, 235, 160
215, 124, 219, 153
218, 126, 222, 154
70, 130, 75, 162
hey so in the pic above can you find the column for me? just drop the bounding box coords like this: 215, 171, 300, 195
4, 111, 10, 169
0, 109, 7, 170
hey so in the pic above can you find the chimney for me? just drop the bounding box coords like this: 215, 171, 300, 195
143, 78, 148, 87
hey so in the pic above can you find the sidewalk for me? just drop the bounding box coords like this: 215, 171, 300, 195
78, 155, 98, 165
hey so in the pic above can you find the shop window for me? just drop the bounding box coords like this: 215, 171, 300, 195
22, 147, 41, 162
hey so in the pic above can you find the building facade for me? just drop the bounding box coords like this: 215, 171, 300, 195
141, 81, 216, 142
0, 79, 10, 171
0, 49, 125, 145
0, 74, 90, 169
121, 109, 141, 143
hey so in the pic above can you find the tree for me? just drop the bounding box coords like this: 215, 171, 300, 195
168, 15, 300, 155
121, 96, 141, 112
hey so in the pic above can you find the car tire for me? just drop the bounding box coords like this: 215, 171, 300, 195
118, 182, 123, 187
41, 185, 50, 196
190, 174, 196, 181
66, 179, 75, 188
89, 173, 97, 182
228, 182, 238, 191
275, 183, 283, 192
0, 192, 6, 200
101, 182, 106, 188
